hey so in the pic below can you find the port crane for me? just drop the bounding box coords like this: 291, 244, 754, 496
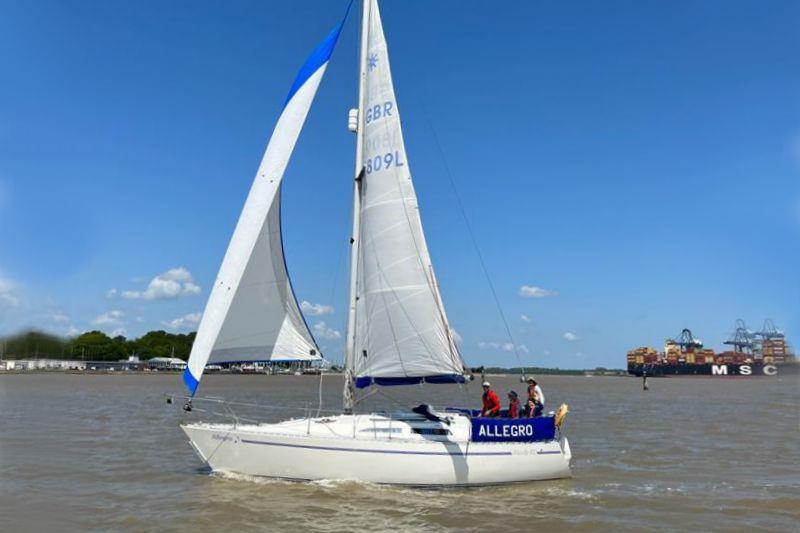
723, 319, 756, 354
669, 329, 703, 351
755, 319, 784, 340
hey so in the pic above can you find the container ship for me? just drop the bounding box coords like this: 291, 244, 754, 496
627, 320, 798, 377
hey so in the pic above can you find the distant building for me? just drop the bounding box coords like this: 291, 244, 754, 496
2, 359, 86, 371
147, 357, 187, 370
85, 360, 142, 371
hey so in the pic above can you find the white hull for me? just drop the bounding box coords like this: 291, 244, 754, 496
182, 413, 571, 486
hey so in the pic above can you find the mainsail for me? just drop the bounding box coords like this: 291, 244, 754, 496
349, 0, 466, 388
183, 17, 347, 395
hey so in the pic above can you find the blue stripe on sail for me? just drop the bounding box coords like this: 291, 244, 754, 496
284, 1, 352, 106
183, 367, 200, 396
355, 374, 467, 389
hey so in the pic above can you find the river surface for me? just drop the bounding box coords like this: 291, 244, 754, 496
1, 373, 798, 532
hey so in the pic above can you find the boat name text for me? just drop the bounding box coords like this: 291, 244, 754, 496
477, 423, 535, 438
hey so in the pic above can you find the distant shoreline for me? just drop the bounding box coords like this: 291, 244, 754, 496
0, 368, 628, 377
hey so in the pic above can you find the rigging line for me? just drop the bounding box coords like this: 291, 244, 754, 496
363, 199, 455, 375
419, 102, 526, 375
373, 386, 414, 411
379, 121, 456, 354
327, 239, 347, 306
316, 370, 324, 417
367, 65, 457, 359
353, 386, 379, 406
325, 233, 348, 367
361, 114, 457, 374
361, 213, 411, 377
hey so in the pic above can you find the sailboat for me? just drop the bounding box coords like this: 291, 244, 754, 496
180, 0, 572, 486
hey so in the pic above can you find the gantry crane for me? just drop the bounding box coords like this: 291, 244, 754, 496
723, 319, 756, 354
669, 328, 704, 351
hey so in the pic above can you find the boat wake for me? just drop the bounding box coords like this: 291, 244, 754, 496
211, 469, 381, 490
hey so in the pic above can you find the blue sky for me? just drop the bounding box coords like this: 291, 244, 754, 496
1, 0, 797, 368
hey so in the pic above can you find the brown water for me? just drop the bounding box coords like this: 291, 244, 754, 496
1, 373, 798, 532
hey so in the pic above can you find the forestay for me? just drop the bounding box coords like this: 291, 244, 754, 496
352, 0, 466, 388
183, 18, 347, 395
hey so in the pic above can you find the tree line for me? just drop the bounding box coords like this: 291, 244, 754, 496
0, 329, 196, 362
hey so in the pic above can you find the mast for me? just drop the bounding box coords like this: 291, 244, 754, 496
343, 0, 371, 413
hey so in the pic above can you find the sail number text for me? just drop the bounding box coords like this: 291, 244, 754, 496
365, 101, 394, 124
366, 151, 404, 174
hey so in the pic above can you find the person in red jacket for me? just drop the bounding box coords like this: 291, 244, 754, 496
480, 381, 501, 417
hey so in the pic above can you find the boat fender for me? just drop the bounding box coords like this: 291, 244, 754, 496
554, 403, 569, 428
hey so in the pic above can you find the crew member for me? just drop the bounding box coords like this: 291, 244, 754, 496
480, 381, 500, 417
527, 377, 545, 408
526, 397, 543, 418
507, 391, 520, 418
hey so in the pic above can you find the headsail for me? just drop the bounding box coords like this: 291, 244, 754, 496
350, 0, 466, 388
183, 14, 348, 395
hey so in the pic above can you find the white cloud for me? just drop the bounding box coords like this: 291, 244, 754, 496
67, 326, 81, 337
519, 285, 557, 298
163, 312, 202, 331
478, 341, 529, 353
49, 312, 70, 324
478, 341, 501, 350
520, 314, 531, 323
450, 328, 463, 346
43, 310, 72, 327
106, 288, 118, 298
312, 321, 341, 340
110, 327, 127, 338
121, 267, 201, 300
563, 332, 578, 341
300, 301, 334, 316
0, 272, 21, 309
92, 310, 125, 326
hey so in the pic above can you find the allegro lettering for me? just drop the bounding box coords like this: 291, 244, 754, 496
477, 423, 535, 438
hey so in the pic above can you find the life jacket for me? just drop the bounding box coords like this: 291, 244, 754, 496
508, 398, 520, 418
482, 390, 500, 414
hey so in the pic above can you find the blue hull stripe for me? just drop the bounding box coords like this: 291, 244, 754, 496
240, 439, 512, 457
183, 368, 199, 396
283, 0, 352, 106
355, 374, 466, 389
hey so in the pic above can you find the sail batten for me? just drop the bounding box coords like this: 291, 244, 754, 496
183, 16, 348, 395
349, 0, 466, 388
